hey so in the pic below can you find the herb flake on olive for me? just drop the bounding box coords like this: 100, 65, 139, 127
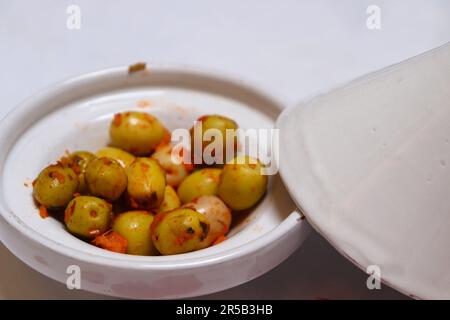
151, 208, 210, 255
183, 195, 231, 245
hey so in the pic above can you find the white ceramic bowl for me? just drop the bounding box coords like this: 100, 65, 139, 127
0, 65, 310, 299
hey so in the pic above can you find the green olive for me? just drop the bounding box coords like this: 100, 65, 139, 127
159, 185, 181, 212
112, 210, 157, 255
95, 147, 135, 168
109, 111, 167, 156
218, 156, 267, 211
151, 208, 210, 255
151, 144, 191, 187
126, 158, 166, 209
64, 196, 112, 239
190, 114, 238, 165
85, 157, 127, 201
65, 151, 96, 193
184, 195, 231, 245
177, 168, 221, 204
33, 164, 79, 208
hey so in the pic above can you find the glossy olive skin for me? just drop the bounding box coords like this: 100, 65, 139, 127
33, 164, 79, 208
126, 158, 166, 209
64, 196, 112, 239
109, 111, 166, 156
151, 144, 191, 187
184, 195, 231, 245
85, 157, 128, 201
177, 168, 222, 204
159, 185, 181, 212
65, 151, 96, 193
112, 210, 157, 255
95, 147, 135, 168
218, 156, 268, 211
151, 208, 210, 255
190, 115, 238, 165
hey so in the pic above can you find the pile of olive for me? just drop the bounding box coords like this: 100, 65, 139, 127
32, 111, 268, 256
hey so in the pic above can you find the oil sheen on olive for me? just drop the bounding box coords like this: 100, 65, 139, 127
112, 210, 158, 255
126, 158, 166, 209
85, 157, 128, 201
177, 168, 222, 204
64, 196, 112, 239
109, 111, 166, 156
190, 114, 238, 165
218, 155, 268, 211
151, 208, 210, 255
95, 147, 135, 168
65, 151, 96, 193
159, 185, 181, 212
33, 163, 79, 208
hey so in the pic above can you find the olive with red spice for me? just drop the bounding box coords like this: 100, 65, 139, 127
177, 168, 222, 204
64, 196, 112, 239
33, 163, 79, 208
109, 111, 167, 156
95, 147, 135, 168
183, 195, 231, 245
64, 151, 96, 194
190, 114, 238, 165
85, 157, 127, 201
218, 155, 267, 211
112, 210, 157, 255
126, 158, 166, 209
151, 208, 210, 255
159, 185, 181, 212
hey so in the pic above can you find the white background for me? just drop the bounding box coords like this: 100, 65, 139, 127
0, 0, 448, 299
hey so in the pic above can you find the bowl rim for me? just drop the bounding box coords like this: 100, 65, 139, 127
0, 64, 303, 271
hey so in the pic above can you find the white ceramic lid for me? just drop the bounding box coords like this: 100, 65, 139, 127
277, 42, 450, 299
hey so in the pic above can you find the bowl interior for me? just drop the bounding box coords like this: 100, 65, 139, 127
1, 67, 296, 263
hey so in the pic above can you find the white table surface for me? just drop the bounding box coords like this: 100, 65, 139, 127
0, 0, 448, 299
